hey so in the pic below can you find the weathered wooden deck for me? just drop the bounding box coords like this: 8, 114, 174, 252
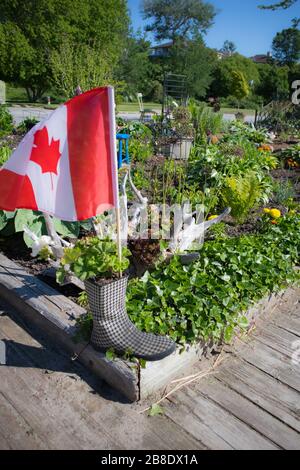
0, 288, 299, 450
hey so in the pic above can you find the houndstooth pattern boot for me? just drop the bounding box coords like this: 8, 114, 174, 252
85, 276, 176, 361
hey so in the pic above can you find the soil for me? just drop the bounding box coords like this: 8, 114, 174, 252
0, 132, 24, 151
272, 138, 299, 154
0, 232, 81, 300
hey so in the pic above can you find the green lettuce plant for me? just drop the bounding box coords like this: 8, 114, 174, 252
56, 237, 131, 283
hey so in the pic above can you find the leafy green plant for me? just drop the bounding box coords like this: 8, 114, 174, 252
188, 100, 225, 144
57, 237, 131, 283
0, 145, 11, 166
17, 117, 38, 134
272, 180, 296, 206
74, 311, 93, 343
226, 121, 269, 144
126, 213, 300, 346
0, 105, 13, 137
0, 209, 81, 248
221, 172, 262, 223
280, 144, 300, 168
208, 222, 227, 240
122, 122, 153, 163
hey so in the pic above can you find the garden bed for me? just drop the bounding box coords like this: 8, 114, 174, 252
1, 105, 300, 401
0, 251, 294, 402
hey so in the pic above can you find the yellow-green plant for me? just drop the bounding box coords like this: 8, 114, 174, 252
222, 172, 262, 223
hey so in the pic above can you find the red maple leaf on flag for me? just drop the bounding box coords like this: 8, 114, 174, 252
30, 127, 61, 175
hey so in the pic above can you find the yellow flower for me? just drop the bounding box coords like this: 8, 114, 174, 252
270, 209, 281, 219
263, 208, 271, 214
208, 215, 218, 221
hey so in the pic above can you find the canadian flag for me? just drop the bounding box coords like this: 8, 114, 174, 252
0, 87, 118, 221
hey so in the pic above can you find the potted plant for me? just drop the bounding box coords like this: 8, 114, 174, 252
57, 237, 176, 360
170, 106, 194, 160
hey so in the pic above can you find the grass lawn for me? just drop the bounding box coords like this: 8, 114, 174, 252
117, 102, 162, 113
6, 84, 28, 102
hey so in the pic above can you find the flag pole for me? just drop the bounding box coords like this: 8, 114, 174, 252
108, 86, 122, 276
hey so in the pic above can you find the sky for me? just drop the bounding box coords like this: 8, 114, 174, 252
127, 0, 300, 57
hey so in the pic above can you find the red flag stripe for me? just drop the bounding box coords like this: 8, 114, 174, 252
66, 87, 115, 220
0, 169, 38, 212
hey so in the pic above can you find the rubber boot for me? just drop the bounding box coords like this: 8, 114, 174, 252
85, 276, 176, 361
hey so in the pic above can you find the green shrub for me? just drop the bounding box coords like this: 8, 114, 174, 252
0, 145, 11, 166
188, 100, 225, 144
272, 180, 296, 206
0, 105, 13, 137
17, 117, 38, 134
188, 138, 275, 209
122, 122, 153, 162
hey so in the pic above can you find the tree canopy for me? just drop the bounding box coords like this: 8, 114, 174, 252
0, 0, 129, 100
259, 0, 297, 9
255, 63, 290, 101
221, 41, 237, 55
209, 54, 260, 98
272, 27, 300, 65
142, 0, 216, 41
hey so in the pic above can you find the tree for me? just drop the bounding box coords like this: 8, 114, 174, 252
255, 63, 289, 102
50, 37, 121, 99
142, 0, 216, 41
0, 0, 129, 101
169, 37, 218, 99
116, 32, 158, 99
229, 71, 250, 104
221, 40, 237, 55
209, 54, 260, 98
259, 0, 297, 9
272, 27, 300, 65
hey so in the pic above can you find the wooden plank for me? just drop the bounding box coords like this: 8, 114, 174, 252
0, 372, 81, 450
0, 312, 201, 450
271, 314, 300, 338
165, 388, 278, 450
0, 430, 11, 450
164, 397, 232, 450
195, 376, 300, 450
217, 358, 300, 432
0, 253, 84, 317
0, 392, 46, 450
234, 338, 300, 392
253, 323, 299, 359
0, 264, 76, 332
